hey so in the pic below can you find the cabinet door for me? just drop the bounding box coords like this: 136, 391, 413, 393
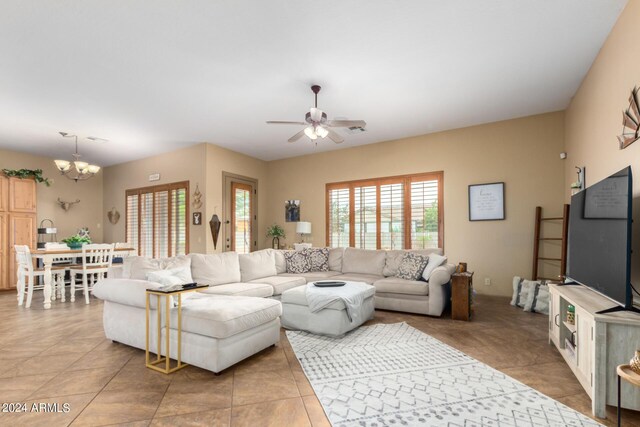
576, 307, 594, 390
7, 213, 36, 290
549, 288, 561, 345
0, 213, 6, 289
0, 176, 8, 212
9, 177, 37, 213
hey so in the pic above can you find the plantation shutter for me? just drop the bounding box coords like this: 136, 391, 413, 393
354, 185, 377, 249
328, 187, 350, 248
410, 178, 440, 249
126, 182, 189, 257
379, 182, 404, 250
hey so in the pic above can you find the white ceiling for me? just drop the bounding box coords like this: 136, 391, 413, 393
0, 0, 627, 166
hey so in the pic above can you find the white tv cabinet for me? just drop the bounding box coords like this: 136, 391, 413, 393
549, 283, 640, 418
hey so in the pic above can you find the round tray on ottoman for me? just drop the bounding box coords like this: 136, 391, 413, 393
280, 281, 375, 337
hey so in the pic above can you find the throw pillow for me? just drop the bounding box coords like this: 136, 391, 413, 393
304, 248, 329, 272
395, 253, 429, 281
283, 250, 312, 274
124, 255, 191, 280
510, 277, 539, 308
421, 253, 447, 281
524, 282, 550, 314
146, 266, 193, 285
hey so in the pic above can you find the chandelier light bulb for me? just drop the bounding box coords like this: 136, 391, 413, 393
304, 126, 318, 140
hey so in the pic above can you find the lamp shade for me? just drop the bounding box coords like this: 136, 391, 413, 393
296, 221, 311, 234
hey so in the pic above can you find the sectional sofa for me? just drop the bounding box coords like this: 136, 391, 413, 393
95, 247, 454, 373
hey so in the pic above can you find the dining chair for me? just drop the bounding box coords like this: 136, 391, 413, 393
14, 245, 67, 308
68, 243, 115, 304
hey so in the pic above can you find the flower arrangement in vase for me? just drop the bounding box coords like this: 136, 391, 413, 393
266, 224, 286, 249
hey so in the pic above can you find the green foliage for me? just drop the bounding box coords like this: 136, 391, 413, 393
61, 235, 92, 245
266, 224, 286, 238
2, 168, 52, 186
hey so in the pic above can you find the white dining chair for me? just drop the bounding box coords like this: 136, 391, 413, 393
14, 245, 67, 308
68, 244, 115, 304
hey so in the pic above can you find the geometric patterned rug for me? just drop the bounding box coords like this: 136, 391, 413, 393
286, 322, 602, 427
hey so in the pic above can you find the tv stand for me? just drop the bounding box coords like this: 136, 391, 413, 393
549, 283, 640, 419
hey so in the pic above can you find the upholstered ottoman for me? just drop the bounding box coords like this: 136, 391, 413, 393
280, 281, 375, 337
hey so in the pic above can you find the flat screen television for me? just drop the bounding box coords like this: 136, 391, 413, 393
566, 166, 634, 312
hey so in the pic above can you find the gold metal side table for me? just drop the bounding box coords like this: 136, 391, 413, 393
617, 364, 640, 427
145, 284, 207, 374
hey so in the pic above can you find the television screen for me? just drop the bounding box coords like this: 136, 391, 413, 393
566, 166, 632, 308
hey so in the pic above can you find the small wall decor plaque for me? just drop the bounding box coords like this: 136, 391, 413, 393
193, 212, 202, 225
468, 182, 505, 221
618, 86, 640, 149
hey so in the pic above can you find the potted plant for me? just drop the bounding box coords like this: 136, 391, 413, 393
266, 224, 286, 249
61, 234, 91, 249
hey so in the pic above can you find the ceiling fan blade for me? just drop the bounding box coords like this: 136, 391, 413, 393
288, 130, 306, 143
327, 129, 344, 144
327, 120, 366, 128
310, 108, 323, 122
267, 121, 306, 125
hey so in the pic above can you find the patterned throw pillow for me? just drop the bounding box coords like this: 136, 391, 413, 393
304, 248, 329, 272
395, 253, 429, 281
283, 250, 312, 274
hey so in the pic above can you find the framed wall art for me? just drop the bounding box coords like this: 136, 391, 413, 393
468, 182, 505, 221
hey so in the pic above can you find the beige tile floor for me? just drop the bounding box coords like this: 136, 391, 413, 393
0, 290, 639, 426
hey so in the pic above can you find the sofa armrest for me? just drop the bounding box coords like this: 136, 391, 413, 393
93, 278, 171, 309
428, 263, 455, 287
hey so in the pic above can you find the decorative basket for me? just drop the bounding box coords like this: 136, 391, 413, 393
630, 350, 640, 375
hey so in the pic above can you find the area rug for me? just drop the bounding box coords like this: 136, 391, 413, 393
286, 322, 601, 427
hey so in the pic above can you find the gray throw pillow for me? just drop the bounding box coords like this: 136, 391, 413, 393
395, 253, 429, 281
283, 250, 312, 274
304, 248, 329, 272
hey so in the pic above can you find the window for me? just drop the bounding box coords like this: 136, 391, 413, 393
126, 181, 189, 257
326, 172, 443, 250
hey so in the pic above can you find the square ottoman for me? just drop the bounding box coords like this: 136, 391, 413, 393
280, 281, 375, 337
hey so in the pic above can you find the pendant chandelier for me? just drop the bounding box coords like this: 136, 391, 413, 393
54, 132, 101, 181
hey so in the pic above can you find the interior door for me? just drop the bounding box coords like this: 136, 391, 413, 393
8, 213, 36, 289
0, 213, 6, 289
230, 182, 253, 254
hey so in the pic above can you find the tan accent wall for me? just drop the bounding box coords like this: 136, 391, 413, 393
266, 112, 566, 296
564, 0, 640, 288
0, 148, 104, 242
204, 144, 269, 253
102, 144, 207, 253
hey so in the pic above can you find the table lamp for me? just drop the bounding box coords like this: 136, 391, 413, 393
296, 221, 311, 243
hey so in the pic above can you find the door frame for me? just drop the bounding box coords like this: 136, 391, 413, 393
222, 172, 258, 252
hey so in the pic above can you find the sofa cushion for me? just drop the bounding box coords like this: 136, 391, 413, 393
250, 275, 306, 295
170, 294, 282, 339
305, 247, 330, 271
373, 277, 429, 296
146, 266, 193, 285
396, 253, 429, 281
239, 249, 277, 282
333, 273, 384, 285
328, 247, 345, 271
280, 271, 342, 282
123, 256, 191, 280
342, 248, 386, 275
274, 250, 293, 274
189, 252, 241, 286
421, 254, 448, 281
383, 248, 443, 277
283, 250, 312, 274
198, 282, 273, 298
93, 278, 171, 309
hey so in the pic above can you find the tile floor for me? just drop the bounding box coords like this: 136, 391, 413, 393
0, 291, 639, 426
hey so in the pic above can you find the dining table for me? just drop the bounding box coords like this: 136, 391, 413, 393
31, 247, 137, 309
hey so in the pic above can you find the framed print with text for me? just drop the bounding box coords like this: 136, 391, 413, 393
469, 182, 505, 221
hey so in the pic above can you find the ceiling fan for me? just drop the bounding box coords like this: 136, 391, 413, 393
267, 85, 366, 144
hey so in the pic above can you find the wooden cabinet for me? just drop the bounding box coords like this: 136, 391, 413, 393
451, 272, 473, 321
549, 283, 640, 419
9, 177, 36, 213
0, 176, 37, 290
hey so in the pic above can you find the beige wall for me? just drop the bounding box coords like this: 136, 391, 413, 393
204, 144, 269, 253
0, 148, 104, 242
565, 0, 640, 286
266, 112, 566, 296
102, 144, 207, 253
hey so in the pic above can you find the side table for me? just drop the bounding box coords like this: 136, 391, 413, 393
616, 364, 640, 426
451, 271, 474, 321
145, 284, 207, 374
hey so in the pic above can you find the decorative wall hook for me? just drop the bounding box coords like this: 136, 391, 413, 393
57, 198, 80, 212
107, 207, 121, 224
192, 184, 203, 210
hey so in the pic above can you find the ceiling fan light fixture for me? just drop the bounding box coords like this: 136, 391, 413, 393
315, 126, 328, 138
304, 126, 318, 140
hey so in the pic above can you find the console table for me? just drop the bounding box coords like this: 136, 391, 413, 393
549, 283, 640, 419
